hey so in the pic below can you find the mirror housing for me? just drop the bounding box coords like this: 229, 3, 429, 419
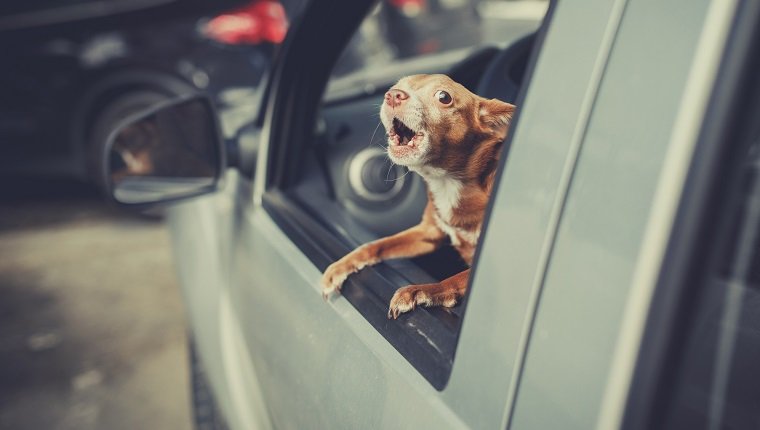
103, 94, 226, 207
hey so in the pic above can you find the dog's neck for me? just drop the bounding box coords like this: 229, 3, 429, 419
422, 171, 463, 223
411, 166, 470, 227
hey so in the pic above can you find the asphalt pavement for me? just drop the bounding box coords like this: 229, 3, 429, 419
0, 180, 192, 430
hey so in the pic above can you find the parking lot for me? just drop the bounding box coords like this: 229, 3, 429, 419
0, 180, 191, 430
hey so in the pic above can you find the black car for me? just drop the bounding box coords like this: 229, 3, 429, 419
0, 1, 272, 188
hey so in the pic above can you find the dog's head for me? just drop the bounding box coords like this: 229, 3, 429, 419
380, 74, 515, 175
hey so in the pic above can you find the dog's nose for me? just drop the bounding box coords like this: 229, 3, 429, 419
385, 89, 409, 108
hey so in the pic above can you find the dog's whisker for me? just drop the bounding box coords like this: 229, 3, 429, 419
385, 161, 397, 182
368, 121, 382, 147
384, 167, 411, 182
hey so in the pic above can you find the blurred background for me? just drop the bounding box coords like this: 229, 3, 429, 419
0, 0, 546, 428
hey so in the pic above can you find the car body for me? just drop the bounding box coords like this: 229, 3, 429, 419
104, 0, 760, 428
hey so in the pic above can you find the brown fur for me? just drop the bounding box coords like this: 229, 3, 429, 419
321, 74, 515, 318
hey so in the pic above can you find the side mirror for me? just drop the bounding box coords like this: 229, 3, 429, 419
103, 94, 225, 206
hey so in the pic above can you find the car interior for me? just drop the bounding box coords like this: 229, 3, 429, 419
259, 21, 541, 386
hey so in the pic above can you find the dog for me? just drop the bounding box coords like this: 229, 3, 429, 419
321, 74, 515, 319
110, 120, 159, 183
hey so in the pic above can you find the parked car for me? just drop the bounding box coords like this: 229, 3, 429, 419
0, 0, 281, 189
15, 0, 760, 428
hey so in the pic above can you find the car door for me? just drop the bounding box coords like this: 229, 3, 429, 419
217, 0, 633, 428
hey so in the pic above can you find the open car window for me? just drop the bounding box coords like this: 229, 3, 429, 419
262, 0, 550, 389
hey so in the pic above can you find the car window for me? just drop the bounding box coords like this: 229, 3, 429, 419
260, 0, 551, 388
660, 126, 760, 429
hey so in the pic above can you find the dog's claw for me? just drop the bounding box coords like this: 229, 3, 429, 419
320, 265, 347, 301
387, 307, 404, 320
388, 286, 420, 319
321, 258, 361, 302
321, 283, 339, 301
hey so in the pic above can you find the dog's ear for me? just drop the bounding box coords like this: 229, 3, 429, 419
479, 99, 515, 136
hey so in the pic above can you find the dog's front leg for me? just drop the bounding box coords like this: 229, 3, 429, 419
387, 269, 470, 319
321, 223, 445, 298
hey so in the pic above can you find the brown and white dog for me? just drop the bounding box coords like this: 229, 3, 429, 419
321, 74, 515, 319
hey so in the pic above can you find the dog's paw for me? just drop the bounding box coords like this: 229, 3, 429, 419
388, 285, 432, 319
321, 261, 355, 300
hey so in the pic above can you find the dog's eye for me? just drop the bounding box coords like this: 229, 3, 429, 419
436, 90, 452, 105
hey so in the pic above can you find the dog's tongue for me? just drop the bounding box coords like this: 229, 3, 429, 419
392, 118, 416, 146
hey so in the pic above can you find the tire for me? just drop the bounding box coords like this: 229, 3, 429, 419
189, 341, 229, 430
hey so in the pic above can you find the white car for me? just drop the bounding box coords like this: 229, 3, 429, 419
101, 0, 760, 428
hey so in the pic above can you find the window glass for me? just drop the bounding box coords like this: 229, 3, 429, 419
662, 130, 760, 429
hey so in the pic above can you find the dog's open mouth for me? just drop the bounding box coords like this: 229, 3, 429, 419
389, 118, 422, 147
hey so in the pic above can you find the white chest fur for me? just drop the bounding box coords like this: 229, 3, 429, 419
431, 212, 481, 248
419, 169, 462, 223
434, 214, 462, 246
414, 167, 472, 246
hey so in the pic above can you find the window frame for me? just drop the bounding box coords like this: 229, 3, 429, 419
256, 0, 556, 389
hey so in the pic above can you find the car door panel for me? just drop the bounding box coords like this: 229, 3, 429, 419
167, 175, 272, 430
230, 208, 469, 429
